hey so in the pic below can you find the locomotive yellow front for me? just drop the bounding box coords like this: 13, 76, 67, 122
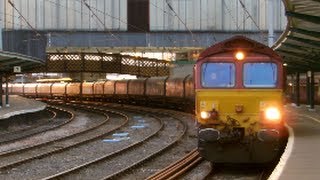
194, 36, 287, 163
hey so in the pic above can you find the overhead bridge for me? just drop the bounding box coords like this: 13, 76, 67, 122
30, 53, 170, 77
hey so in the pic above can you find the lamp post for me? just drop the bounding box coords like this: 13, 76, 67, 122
0, 1, 3, 51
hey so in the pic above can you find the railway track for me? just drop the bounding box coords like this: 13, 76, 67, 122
0, 104, 127, 170
0, 103, 166, 179
0, 98, 283, 179
203, 163, 275, 180
147, 149, 203, 180
146, 149, 273, 180
36, 102, 186, 179
0, 101, 196, 179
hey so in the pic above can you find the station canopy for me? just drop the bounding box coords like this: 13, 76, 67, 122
0, 50, 44, 74
274, 0, 320, 73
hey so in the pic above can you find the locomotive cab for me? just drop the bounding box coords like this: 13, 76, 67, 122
195, 36, 285, 163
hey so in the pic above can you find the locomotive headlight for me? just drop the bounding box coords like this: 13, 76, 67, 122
235, 51, 245, 61
200, 111, 211, 119
265, 107, 281, 122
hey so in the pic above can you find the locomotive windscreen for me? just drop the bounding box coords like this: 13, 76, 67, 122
201, 62, 235, 88
243, 62, 277, 88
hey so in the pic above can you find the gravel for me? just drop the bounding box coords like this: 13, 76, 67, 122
118, 108, 198, 179
0, 106, 105, 153
0, 106, 160, 179
0, 103, 198, 179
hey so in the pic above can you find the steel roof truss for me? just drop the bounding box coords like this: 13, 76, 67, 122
286, 11, 320, 24
287, 35, 320, 47
277, 49, 319, 63
290, 28, 320, 39
282, 42, 314, 52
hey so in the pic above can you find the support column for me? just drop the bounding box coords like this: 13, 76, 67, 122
283, 64, 287, 95
0, 19, 2, 50
0, 0, 3, 51
0, 73, 3, 108
306, 71, 311, 106
5, 75, 9, 107
295, 72, 300, 107
80, 53, 84, 102
309, 71, 315, 110
80, 72, 83, 102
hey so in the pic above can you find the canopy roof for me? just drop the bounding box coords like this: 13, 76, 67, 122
274, 0, 320, 73
0, 50, 44, 74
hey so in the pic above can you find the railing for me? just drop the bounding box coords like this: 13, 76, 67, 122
28, 53, 170, 77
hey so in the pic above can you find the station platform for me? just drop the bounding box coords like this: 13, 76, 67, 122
0, 95, 46, 120
270, 104, 320, 180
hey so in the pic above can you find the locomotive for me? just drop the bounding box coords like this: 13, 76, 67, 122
194, 36, 286, 163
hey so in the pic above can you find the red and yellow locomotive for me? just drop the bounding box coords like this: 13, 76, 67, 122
194, 36, 287, 163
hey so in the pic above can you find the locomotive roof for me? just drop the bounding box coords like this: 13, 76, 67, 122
198, 35, 282, 62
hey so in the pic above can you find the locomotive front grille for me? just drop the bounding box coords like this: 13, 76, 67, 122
199, 128, 220, 142
257, 129, 280, 142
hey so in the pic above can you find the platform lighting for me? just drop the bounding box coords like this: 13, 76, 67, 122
235, 51, 245, 61
283, 63, 288, 66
